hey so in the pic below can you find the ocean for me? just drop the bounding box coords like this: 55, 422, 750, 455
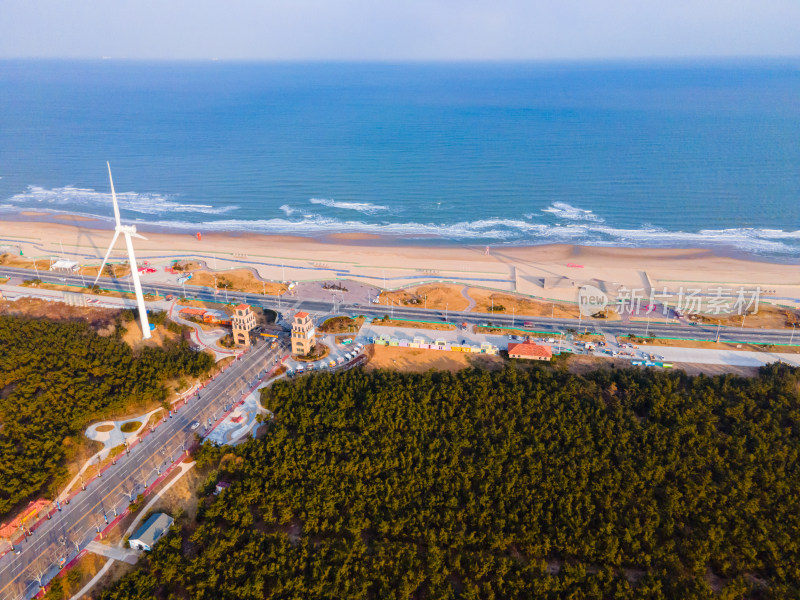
1, 59, 799, 258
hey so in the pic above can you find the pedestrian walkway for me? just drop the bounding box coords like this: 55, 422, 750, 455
637, 344, 800, 367
205, 393, 260, 446
460, 286, 476, 311
85, 541, 138, 564
168, 301, 237, 361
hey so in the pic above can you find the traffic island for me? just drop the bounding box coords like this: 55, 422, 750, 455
293, 342, 330, 362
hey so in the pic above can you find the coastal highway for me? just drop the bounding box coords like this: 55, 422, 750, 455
0, 338, 282, 600
1, 265, 798, 347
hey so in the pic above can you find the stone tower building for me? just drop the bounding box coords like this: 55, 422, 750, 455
231, 303, 256, 346
291, 311, 315, 355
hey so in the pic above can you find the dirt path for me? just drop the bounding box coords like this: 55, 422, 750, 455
461, 286, 476, 311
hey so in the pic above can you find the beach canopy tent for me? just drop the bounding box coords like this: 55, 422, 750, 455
49, 260, 80, 272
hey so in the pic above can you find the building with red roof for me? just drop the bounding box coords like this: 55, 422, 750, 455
507, 341, 552, 361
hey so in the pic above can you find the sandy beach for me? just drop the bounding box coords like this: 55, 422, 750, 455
1, 217, 799, 307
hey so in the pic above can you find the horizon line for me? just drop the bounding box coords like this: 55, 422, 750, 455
1, 55, 799, 65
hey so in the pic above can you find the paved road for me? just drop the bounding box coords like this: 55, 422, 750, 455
0, 338, 282, 600
1, 266, 797, 347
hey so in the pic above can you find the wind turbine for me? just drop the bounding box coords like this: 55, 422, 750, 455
94, 162, 152, 339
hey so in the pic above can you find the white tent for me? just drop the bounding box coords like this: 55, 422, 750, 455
49, 260, 80, 272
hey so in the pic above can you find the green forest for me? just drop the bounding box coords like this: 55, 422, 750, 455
0, 314, 214, 516
98, 364, 800, 599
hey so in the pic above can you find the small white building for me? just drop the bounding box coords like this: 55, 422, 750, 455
49, 259, 80, 272
129, 513, 174, 552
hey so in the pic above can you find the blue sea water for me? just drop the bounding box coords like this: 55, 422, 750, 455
0, 60, 799, 258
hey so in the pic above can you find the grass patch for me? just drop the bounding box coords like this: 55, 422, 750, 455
120, 421, 141, 433
318, 315, 365, 334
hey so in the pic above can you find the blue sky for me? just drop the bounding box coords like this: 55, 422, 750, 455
1, 0, 799, 60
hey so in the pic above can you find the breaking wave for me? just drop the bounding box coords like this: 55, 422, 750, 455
6, 185, 238, 216
540, 202, 604, 222
147, 215, 800, 255
309, 198, 389, 214
4, 187, 800, 257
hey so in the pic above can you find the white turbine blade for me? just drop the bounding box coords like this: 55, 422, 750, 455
130, 231, 148, 241
93, 230, 120, 287
123, 232, 152, 340
107, 161, 122, 227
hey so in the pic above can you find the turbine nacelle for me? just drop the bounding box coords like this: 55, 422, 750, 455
116, 224, 147, 240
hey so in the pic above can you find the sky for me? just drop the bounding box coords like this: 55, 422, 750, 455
1, 0, 799, 61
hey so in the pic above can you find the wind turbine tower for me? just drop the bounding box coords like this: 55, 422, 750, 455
94, 162, 152, 339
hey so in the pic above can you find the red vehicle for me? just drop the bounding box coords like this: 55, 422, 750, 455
523, 321, 533, 327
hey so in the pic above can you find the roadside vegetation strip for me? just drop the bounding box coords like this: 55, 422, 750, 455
627, 334, 800, 347
372, 316, 455, 326
476, 325, 559, 336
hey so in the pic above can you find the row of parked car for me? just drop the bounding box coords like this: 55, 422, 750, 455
288, 342, 365, 376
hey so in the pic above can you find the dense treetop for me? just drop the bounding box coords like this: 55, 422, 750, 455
0, 314, 214, 516
96, 364, 799, 599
